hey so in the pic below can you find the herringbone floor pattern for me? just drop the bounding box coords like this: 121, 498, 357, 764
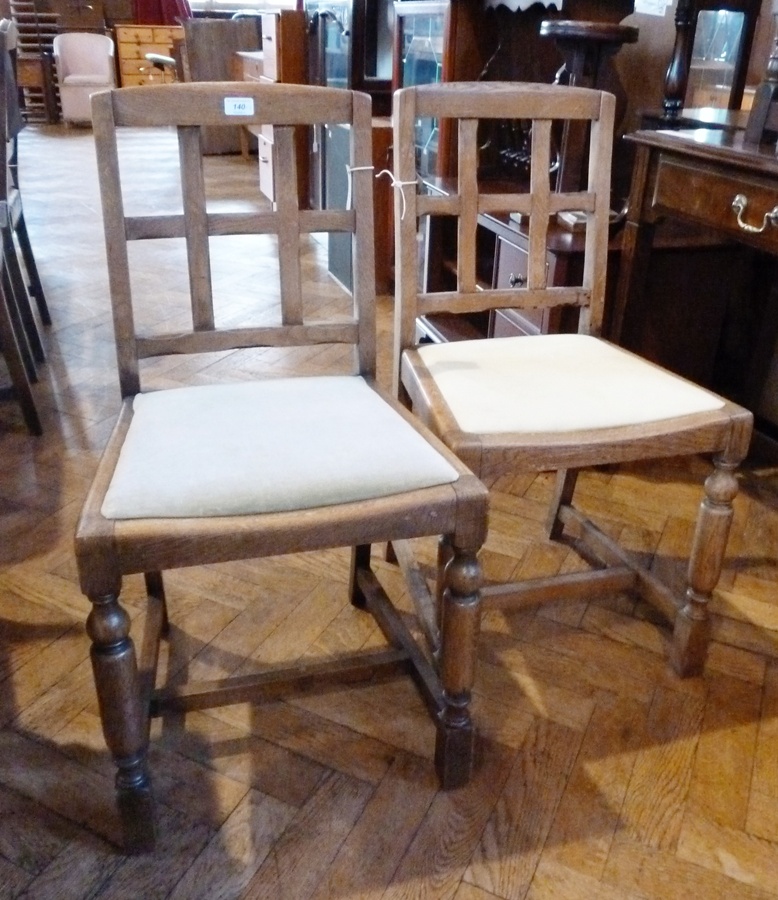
0, 123, 777, 899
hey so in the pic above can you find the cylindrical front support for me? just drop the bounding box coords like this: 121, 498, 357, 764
440, 548, 482, 716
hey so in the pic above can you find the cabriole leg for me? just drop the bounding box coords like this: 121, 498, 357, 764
435, 544, 482, 789
671, 456, 740, 677
86, 592, 154, 853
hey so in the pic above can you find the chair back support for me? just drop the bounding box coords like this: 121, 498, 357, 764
0, 20, 23, 202
91, 82, 377, 398
52, 32, 115, 80
393, 81, 615, 388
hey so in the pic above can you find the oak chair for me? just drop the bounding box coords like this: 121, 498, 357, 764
75, 81, 488, 853
1, 21, 50, 331
392, 81, 753, 677
0, 19, 43, 434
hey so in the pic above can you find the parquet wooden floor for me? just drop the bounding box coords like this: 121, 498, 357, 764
0, 122, 777, 899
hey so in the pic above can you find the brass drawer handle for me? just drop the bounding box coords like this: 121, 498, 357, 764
731, 193, 778, 234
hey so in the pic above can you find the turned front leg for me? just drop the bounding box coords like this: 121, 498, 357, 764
86, 592, 155, 853
671, 456, 740, 677
436, 545, 482, 789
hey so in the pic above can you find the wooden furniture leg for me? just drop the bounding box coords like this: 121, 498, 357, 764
86, 591, 155, 853
15, 211, 50, 325
547, 468, 578, 540
1, 253, 35, 381
436, 544, 481, 788
0, 269, 41, 434
2, 229, 44, 363
672, 454, 742, 675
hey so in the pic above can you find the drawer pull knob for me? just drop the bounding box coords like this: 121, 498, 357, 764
509, 273, 526, 287
731, 193, 778, 234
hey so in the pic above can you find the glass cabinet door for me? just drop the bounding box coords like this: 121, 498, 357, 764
396, 3, 448, 176
686, 9, 745, 108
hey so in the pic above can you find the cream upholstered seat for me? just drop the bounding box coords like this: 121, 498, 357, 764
415, 333, 725, 434
75, 82, 488, 853
392, 81, 753, 677
100, 376, 459, 518
53, 32, 116, 124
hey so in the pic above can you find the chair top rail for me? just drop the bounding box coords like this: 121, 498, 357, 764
95, 81, 365, 129
403, 81, 613, 123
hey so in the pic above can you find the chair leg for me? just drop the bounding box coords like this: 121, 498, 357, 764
546, 468, 579, 540
435, 534, 454, 627
86, 591, 155, 853
15, 212, 51, 326
2, 231, 44, 366
0, 273, 41, 434
144, 571, 169, 635
671, 455, 741, 677
435, 544, 482, 789
1, 254, 37, 382
349, 544, 372, 608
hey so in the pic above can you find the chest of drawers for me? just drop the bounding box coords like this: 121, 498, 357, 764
115, 25, 183, 87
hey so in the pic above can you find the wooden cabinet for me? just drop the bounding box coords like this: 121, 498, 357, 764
234, 10, 307, 203
487, 214, 752, 392
115, 25, 183, 87
491, 234, 577, 338
181, 17, 261, 155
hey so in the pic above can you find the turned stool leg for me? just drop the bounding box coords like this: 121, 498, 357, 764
86, 592, 155, 853
435, 545, 482, 789
671, 456, 741, 677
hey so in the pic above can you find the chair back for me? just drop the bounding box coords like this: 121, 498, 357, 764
0, 20, 22, 206
92, 82, 377, 398
393, 82, 615, 390
52, 32, 115, 80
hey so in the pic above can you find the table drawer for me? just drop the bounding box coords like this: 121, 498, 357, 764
258, 133, 274, 201
116, 26, 155, 43
119, 43, 165, 61
239, 54, 263, 81
260, 13, 279, 81
653, 157, 778, 253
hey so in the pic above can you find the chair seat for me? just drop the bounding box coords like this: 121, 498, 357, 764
101, 375, 459, 519
415, 333, 725, 434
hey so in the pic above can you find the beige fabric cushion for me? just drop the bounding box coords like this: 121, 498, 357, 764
101, 376, 458, 520
416, 333, 725, 434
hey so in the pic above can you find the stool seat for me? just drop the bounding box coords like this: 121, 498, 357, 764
539, 20, 639, 47
540, 18, 639, 192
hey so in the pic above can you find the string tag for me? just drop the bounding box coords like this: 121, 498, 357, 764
374, 168, 418, 220
345, 165, 374, 210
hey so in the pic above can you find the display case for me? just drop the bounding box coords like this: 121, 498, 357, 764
305, 0, 394, 205
686, 8, 747, 107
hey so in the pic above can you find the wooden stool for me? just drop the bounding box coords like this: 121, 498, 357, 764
540, 20, 638, 192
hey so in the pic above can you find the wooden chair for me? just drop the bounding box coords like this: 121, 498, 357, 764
392, 81, 753, 678
0, 19, 43, 434
75, 81, 488, 853
0, 20, 50, 358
